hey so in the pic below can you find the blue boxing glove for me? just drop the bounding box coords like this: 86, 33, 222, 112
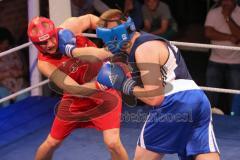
97, 62, 136, 95
58, 29, 76, 57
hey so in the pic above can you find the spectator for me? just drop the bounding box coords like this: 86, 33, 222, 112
101, 0, 124, 10
124, 0, 144, 30
71, 0, 110, 16
142, 0, 178, 40
0, 27, 28, 107
17, 26, 30, 85
204, 0, 240, 114
71, 0, 110, 47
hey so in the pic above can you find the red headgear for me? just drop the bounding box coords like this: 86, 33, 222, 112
27, 17, 58, 54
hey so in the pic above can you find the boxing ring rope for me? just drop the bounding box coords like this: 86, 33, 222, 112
171, 41, 240, 51
200, 87, 240, 94
0, 79, 49, 104
83, 33, 240, 51
0, 42, 32, 58
0, 80, 239, 105
0, 34, 240, 104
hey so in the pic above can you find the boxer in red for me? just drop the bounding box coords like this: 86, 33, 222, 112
27, 16, 128, 160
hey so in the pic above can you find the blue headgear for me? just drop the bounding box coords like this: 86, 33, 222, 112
96, 17, 136, 54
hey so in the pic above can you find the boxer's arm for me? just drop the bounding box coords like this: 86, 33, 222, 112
59, 14, 100, 35
37, 60, 98, 96
132, 42, 164, 106
57, 29, 112, 60
71, 47, 112, 62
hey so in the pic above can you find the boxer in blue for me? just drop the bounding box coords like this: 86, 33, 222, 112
95, 9, 220, 160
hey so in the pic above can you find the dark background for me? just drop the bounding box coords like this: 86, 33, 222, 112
0, 0, 234, 114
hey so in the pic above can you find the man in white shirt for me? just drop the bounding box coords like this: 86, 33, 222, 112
204, 0, 240, 114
